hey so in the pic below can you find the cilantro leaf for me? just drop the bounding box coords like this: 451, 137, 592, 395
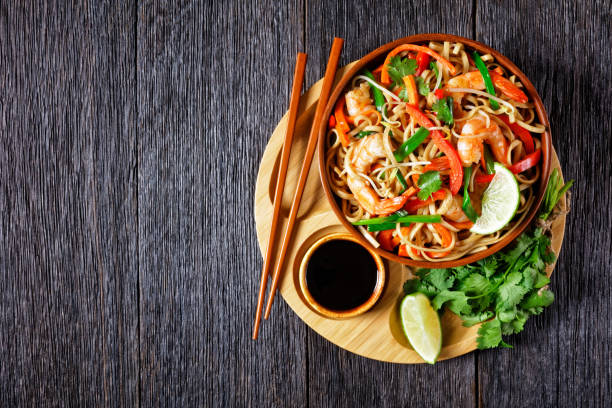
520, 289, 554, 313
479, 256, 498, 278
398, 88, 408, 102
477, 318, 503, 349
432, 97, 454, 125
498, 307, 517, 323
452, 266, 472, 281
387, 56, 417, 87
416, 76, 430, 96
426, 269, 456, 292
458, 273, 491, 296
461, 311, 494, 327
417, 171, 442, 200
496, 271, 529, 310
432, 290, 472, 315
502, 310, 529, 335
534, 273, 550, 289
429, 61, 439, 78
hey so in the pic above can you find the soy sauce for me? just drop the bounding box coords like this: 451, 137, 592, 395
306, 239, 378, 311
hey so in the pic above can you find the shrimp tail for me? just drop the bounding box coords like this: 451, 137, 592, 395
375, 195, 410, 216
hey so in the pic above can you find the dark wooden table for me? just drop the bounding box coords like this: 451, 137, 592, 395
1, 1, 610, 406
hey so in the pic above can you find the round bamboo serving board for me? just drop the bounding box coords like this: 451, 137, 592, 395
254, 62, 567, 363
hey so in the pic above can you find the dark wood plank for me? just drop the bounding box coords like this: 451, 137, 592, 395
0, 1, 139, 406
305, 2, 478, 407
476, 1, 612, 406
136, 1, 307, 406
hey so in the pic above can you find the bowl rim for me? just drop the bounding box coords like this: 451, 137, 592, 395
317, 33, 552, 269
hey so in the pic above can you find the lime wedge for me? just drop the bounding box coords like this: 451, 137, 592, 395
470, 163, 520, 235
400, 293, 442, 364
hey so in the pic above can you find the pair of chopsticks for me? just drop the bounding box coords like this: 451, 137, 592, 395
253, 37, 344, 340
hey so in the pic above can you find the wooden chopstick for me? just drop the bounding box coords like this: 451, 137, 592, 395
252, 52, 308, 340
263, 37, 344, 320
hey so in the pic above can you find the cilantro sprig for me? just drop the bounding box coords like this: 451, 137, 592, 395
417, 171, 442, 200
432, 97, 454, 125
403, 228, 555, 349
403, 172, 574, 349
416, 76, 430, 96
387, 56, 417, 87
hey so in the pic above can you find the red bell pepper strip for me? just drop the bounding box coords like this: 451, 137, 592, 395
434, 89, 446, 99
509, 148, 541, 173
475, 149, 541, 183
334, 97, 351, 147
328, 114, 336, 128
377, 229, 396, 251
416, 52, 430, 75
497, 114, 535, 154
381, 44, 457, 85
405, 104, 463, 194
404, 189, 446, 212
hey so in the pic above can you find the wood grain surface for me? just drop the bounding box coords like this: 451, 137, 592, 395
0, 0, 610, 407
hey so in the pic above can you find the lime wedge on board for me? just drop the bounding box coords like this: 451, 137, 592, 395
470, 163, 520, 235
399, 293, 442, 364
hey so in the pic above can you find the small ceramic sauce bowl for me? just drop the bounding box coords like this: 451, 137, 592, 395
298, 232, 386, 319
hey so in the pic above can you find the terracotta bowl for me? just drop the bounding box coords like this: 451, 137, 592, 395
317, 33, 552, 269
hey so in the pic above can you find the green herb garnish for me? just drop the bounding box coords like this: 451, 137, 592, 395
387, 56, 417, 87
417, 171, 442, 200
432, 97, 454, 125
403, 227, 555, 349
402, 171, 574, 349
429, 61, 439, 78
416, 76, 430, 96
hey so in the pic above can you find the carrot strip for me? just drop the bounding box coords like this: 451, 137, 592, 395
445, 219, 474, 230
403, 75, 419, 105
334, 97, 351, 147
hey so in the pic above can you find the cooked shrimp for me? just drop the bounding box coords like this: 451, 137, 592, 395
445, 70, 528, 103
457, 116, 509, 166
444, 195, 470, 222
347, 133, 408, 215
347, 176, 408, 215
345, 82, 376, 117
352, 133, 386, 172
